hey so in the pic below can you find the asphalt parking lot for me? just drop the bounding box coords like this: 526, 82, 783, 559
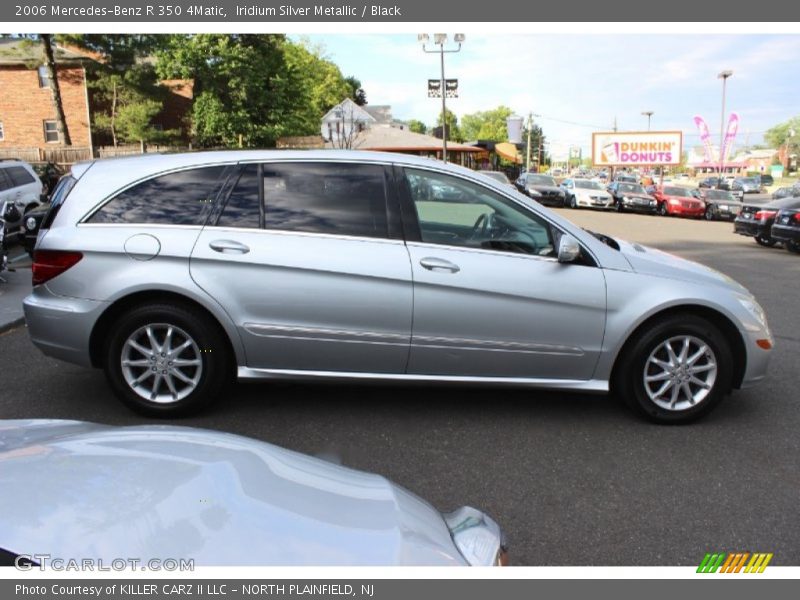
1, 205, 798, 566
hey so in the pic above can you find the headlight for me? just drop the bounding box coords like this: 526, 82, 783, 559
444, 506, 507, 567
527, 188, 541, 197
26, 217, 37, 231
737, 295, 768, 330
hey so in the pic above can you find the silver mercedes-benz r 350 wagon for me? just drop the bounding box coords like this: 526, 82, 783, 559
23, 151, 772, 423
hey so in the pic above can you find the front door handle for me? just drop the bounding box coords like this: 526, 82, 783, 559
420, 257, 460, 273
209, 239, 250, 254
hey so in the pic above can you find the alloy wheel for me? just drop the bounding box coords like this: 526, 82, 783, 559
121, 323, 203, 403
643, 335, 718, 412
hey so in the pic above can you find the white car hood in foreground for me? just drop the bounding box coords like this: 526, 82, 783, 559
614, 238, 748, 294
0, 420, 467, 566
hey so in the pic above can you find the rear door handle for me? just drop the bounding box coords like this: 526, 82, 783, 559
419, 257, 460, 273
209, 239, 250, 254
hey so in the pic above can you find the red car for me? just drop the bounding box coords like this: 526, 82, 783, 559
651, 185, 706, 217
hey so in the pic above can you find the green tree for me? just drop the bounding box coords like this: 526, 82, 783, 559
436, 109, 462, 142
765, 116, 800, 152
407, 119, 428, 135
156, 34, 298, 147
344, 75, 367, 106
460, 106, 514, 141
283, 39, 354, 136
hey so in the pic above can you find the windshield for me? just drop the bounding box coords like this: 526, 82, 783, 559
527, 175, 557, 186
740, 177, 758, 184
619, 183, 646, 194
663, 186, 692, 197
575, 179, 604, 190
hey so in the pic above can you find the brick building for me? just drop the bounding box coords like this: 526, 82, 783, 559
0, 37, 193, 157
0, 38, 93, 151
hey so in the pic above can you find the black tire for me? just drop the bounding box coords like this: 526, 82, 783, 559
704, 205, 716, 221
104, 303, 231, 417
755, 234, 776, 247
612, 314, 732, 424
786, 241, 800, 254
658, 202, 668, 216
616, 200, 624, 213
569, 195, 578, 209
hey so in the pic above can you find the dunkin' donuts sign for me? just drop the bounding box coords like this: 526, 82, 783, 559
592, 131, 682, 166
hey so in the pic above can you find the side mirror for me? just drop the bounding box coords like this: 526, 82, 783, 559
557, 233, 581, 263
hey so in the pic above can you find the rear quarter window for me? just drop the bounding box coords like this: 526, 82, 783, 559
88, 166, 227, 225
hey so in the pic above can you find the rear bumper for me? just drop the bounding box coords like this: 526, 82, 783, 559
770, 224, 800, 244
665, 204, 704, 217
23, 286, 107, 367
733, 220, 768, 237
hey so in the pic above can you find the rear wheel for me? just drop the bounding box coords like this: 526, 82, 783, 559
786, 241, 800, 254
704, 205, 716, 221
104, 303, 231, 417
569, 195, 578, 209
613, 314, 732, 424
755, 234, 776, 247
658, 202, 668, 216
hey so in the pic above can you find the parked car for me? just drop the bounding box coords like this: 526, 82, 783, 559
758, 173, 774, 187
514, 172, 565, 206
698, 176, 721, 189
479, 170, 514, 188
651, 185, 706, 217
561, 178, 614, 209
0, 419, 508, 566
731, 177, 764, 195
18, 172, 77, 257
734, 197, 800, 247
607, 181, 657, 213
614, 173, 638, 184
769, 207, 800, 253
0, 159, 44, 235
696, 188, 742, 221
771, 187, 797, 200
23, 150, 772, 423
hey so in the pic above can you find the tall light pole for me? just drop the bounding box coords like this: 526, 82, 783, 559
419, 33, 464, 164
641, 111, 654, 131
717, 70, 733, 182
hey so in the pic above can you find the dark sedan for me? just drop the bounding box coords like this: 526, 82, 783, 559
770, 207, 800, 253
734, 197, 800, 247
607, 181, 657, 213
697, 188, 742, 221
698, 176, 722, 189
514, 173, 566, 207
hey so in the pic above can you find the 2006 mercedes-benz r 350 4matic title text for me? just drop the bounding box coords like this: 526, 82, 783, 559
23, 151, 772, 423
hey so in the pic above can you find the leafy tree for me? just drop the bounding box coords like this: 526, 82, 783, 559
461, 106, 514, 141
344, 75, 367, 106
283, 39, 354, 136
57, 34, 164, 68
436, 109, 463, 142
40, 34, 72, 145
765, 116, 800, 152
407, 119, 428, 135
156, 34, 298, 147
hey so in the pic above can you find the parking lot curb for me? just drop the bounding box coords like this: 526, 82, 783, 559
0, 316, 25, 335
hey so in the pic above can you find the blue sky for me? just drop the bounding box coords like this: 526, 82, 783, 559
302, 34, 799, 157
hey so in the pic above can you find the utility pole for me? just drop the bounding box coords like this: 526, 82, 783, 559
526, 112, 532, 173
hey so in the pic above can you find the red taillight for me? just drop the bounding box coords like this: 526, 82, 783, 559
793, 213, 800, 223
754, 210, 777, 221
32, 250, 83, 286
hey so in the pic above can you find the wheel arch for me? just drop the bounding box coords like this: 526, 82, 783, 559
610, 304, 747, 393
89, 289, 241, 374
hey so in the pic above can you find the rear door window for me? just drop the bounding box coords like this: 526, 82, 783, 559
88, 166, 227, 225
260, 162, 388, 239
6, 166, 36, 187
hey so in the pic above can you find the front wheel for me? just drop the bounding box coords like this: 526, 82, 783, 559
787, 241, 800, 254
104, 303, 231, 417
569, 195, 578, 209
704, 205, 716, 220
613, 315, 732, 424
658, 202, 668, 216
755, 234, 776, 247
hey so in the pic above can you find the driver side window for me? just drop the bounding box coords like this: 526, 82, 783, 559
404, 168, 555, 257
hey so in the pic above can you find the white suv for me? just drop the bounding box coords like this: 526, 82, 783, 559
0, 160, 43, 229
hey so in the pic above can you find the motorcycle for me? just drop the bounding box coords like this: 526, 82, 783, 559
0, 200, 21, 282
